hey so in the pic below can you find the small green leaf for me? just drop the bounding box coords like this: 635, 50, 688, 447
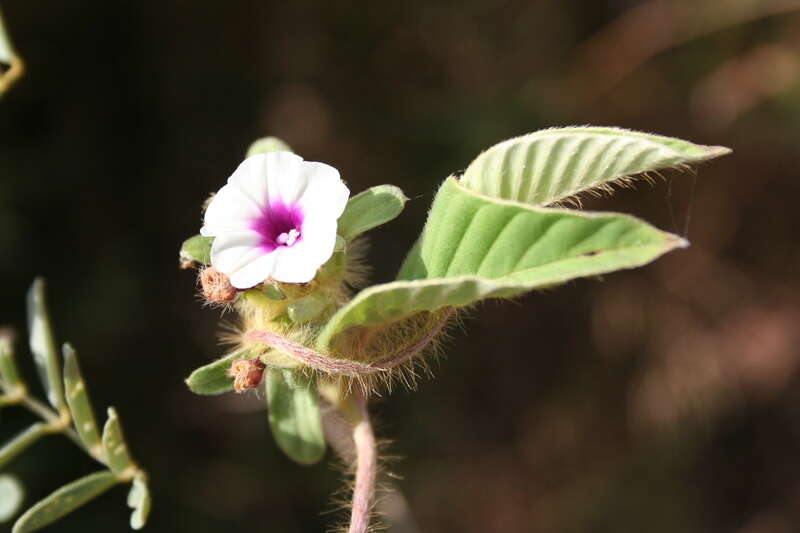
127, 473, 151, 530
62, 344, 102, 456
0, 423, 48, 470
0, 335, 23, 388
26, 279, 65, 410
102, 408, 135, 477
180, 235, 213, 265
246, 136, 293, 157
266, 369, 326, 465
461, 127, 730, 206
317, 178, 684, 348
262, 282, 287, 301
338, 185, 408, 240
12, 470, 118, 533
185, 352, 253, 395
0, 474, 24, 523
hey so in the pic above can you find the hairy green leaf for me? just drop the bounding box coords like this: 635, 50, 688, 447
63, 344, 102, 456
12, 471, 118, 533
185, 351, 253, 395
102, 408, 135, 477
0, 335, 22, 388
127, 473, 151, 530
180, 235, 213, 265
461, 127, 730, 206
266, 369, 325, 465
26, 279, 65, 410
246, 136, 293, 157
317, 178, 683, 347
337, 185, 408, 240
0, 424, 48, 470
0, 475, 24, 523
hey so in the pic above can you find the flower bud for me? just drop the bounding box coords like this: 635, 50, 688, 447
228, 358, 266, 393
200, 267, 237, 304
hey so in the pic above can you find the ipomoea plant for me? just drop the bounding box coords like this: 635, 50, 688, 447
181, 128, 730, 533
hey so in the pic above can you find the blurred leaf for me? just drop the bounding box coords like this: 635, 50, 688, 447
262, 282, 287, 301
266, 368, 326, 465
0, 423, 48, 470
179, 235, 213, 265
0, 474, 24, 523
0, 7, 23, 96
0, 335, 23, 388
62, 344, 102, 457
461, 127, 730, 206
246, 136, 293, 157
26, 279, 65, 411
317, 178, 683, 347
102, 408, 135, 477
12, 470, 118, 533
0, 7, 13, 65
287, 292, 329, 323
337, 185, 408, 240
127, 473, 151, 530
185, 352, 253, 395
334, 235, 346, 252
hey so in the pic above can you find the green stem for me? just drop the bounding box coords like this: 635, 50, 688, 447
0, 378, 103, 464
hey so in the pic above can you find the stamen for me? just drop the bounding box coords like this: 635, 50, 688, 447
277, 228, 300, 246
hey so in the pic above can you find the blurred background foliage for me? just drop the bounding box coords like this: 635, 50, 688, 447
1, 0, 800, 531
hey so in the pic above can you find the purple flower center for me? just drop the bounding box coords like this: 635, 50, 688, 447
250, 201, 304, 252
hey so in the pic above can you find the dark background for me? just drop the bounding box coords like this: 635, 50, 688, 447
2, 1, 800, 532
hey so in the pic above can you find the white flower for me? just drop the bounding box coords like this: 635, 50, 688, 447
200, 151, 350, 288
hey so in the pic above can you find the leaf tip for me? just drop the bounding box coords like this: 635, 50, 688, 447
672, 235, 690, 250
62, 342, 75, 358
699, 145, 732, 161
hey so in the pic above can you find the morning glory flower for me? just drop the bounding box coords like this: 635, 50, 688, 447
200, 151, 350, 288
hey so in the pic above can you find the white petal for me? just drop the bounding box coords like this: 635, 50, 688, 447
299, 214, 339, 265
269, 217, 338, 283
229, 254, 277, 289
229, 152, 305, 208
270, 246, 323, 283
210, 230, 272, 289
201, 184, 262, 237
295, 163, 349, 220
265, 152, 312, 207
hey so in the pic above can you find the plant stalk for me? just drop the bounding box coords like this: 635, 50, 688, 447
0, 378, 97, 460
347, 394, 377, 533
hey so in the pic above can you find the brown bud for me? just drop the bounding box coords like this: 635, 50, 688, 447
200, 267, 237, 304
228, 358, 266, 393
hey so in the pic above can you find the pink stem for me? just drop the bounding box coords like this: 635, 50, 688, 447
245, 308, 452, 377
348, 394, 377, 533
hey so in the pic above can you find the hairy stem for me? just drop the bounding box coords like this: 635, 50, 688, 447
246, 308, 453, 377
319, 386, 380, 533
348, 394, 377, 533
